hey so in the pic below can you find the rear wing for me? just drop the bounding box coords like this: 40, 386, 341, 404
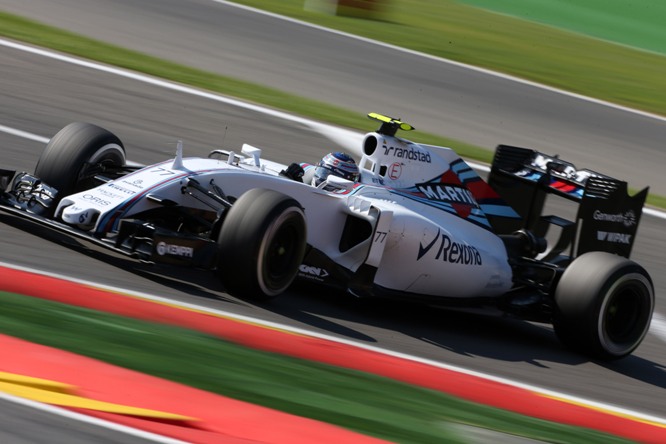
487, 145, 648, 259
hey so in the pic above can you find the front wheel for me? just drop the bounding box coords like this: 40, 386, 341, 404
35, 122, 126, 199
216, 188, 307, 300
553, 252, 654, 360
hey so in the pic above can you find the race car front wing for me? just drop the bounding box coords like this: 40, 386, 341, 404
0, 170, 219, 269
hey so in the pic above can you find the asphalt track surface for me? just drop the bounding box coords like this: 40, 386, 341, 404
0, 396, 167, 444
0, 0, 665, 440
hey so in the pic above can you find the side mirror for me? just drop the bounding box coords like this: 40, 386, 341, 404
241, 144, 262, 167
325, 174, 355, 191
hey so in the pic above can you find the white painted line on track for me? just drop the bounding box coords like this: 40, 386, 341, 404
644, 207, 666, 221
0, 391, 188, 444
2, 260, 666, 428
0, 39, 355, 146
213, 0, 666, 124
651, 313, 666, 345
0, 124, 49, 144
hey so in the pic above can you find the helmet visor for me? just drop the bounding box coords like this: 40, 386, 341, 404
314, 166, 359, 185
313, 166, 332, 186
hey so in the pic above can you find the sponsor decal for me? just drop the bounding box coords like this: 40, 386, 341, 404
82, 194, 111, 206
382, 144, 431, 163
388, 162, 402, 180
156, 241, 194, 258
96, 188, 124, 199
121, 179, 145, 189
592, 210, 637, 228
416, 184, 479, 207
78, 212, 89, 224
107, 183, 136, 195
417, 229, 482, 265
298, 264, 330, 281
597, 231, 632, 245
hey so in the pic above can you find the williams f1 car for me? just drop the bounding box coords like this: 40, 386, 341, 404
0, 113, 654, 360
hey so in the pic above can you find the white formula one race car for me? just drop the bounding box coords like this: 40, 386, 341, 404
0, 113, 654, 360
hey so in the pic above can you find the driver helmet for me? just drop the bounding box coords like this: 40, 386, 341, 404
312, 152, 360, 187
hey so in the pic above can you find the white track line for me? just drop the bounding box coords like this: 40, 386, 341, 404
651, 313, 666, 344
0, 39, 348, 137
0, 124, 49, 143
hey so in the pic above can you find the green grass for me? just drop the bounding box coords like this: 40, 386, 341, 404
1, 8, 664, 207
458, 0, 666, 55
646, 193, 666, 210
0, 291, 634, 444
234, 0, 666, 117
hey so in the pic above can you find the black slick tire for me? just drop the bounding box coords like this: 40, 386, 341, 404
217, 188, 307, 300
553, 252, 654, 360
35, 122, 126, 199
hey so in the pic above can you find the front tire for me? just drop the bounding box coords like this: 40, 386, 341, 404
35, 122, 126, 199
553, 252, 654, 360
217, 188, 307, 300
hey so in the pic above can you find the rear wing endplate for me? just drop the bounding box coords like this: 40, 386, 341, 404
487, 145, 647, 259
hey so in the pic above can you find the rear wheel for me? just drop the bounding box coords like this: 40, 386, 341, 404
216, 188, 307, 300
553, 252, 654, 360
35, 122, 126, 200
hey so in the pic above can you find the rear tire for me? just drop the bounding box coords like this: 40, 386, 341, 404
35, 122, 126, 199
553, 252, 654, 360
217, 188, 307, 300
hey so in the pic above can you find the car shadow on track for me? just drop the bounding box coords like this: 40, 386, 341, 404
267, 283, 666, 379
599, 355, 666, 390
271, 283, 579, 365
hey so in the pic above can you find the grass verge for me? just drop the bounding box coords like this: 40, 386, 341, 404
234, 0, 666, 117
0, 291, 633, 443
457, 0, 666, 55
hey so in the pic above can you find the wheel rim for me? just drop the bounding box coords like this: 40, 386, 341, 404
605, 287, 643, 341
266, 222, 301, 281
257, 207, 305, 296
600, 274, 653, 355
77, 144, 125, 187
